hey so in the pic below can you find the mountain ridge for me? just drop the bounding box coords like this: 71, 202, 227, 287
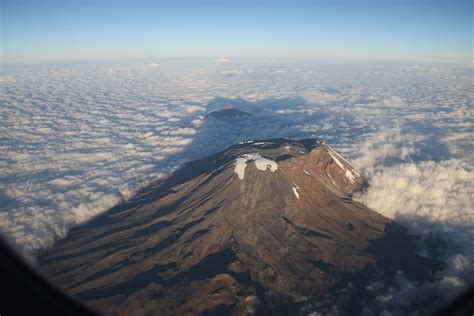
39, 138, 440, 315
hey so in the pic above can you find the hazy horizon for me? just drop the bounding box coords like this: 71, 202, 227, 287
2, 0, 472, 65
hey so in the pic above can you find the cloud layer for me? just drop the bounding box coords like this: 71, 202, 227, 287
0, 60, 472, 312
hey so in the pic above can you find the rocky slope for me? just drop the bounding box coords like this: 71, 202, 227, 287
39, 139, 439, 315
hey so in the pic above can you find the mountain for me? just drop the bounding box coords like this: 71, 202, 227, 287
38, 139, 440, 315
206, 107, 251, 118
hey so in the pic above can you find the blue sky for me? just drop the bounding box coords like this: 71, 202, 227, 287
1, 0, 472, 64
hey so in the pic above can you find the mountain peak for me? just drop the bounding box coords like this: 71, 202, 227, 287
39, 139, 439, 315
206, 107, 252, 118
230, 139, 363, 196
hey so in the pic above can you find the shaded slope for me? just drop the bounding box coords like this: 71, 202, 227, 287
39, 139, 440, 315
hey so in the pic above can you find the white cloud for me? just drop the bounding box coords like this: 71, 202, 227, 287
346, 127, 473, 314
162, 127, 197, 136
221, 70, 245, 75
216, 58, 231, 63
0, 65, 213, 261
367, 253, 473, 315
191, 116, 204, 127
184, 105, 206, 114
264, 59, 280, 63
355, 159, 473, 230
0, 61, 472, 316
354, 96, 406, 108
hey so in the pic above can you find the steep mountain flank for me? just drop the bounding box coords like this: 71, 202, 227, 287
39, 139, 439, 315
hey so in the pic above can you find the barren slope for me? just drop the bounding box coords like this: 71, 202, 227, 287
39, 139, 439, 315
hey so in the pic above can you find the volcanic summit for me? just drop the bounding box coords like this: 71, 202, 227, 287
39, 139, 439, 315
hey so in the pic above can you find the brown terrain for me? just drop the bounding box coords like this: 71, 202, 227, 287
39, 139, 440, 315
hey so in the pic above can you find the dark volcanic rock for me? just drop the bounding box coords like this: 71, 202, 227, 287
206, 107, 251, 118
39, 139, 439, 315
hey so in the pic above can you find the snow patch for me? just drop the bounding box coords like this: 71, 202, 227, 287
327, 171, 338, 186
326, 145, 361, 184
239, 140, 254, 145
292, 183, 301, 199
234, 153, 278, 180
304, 170, 312, 176
345, 169, 356, 184
234, 157, 248, 180
328, 149, 345, 170
327, 145, 361, 177
293, 187, 300, 199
